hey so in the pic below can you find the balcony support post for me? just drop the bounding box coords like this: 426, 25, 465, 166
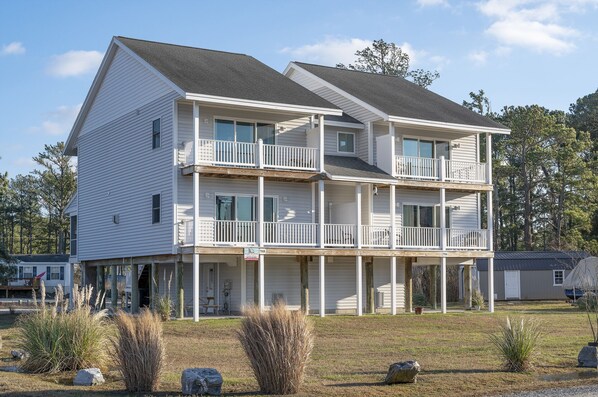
404, 257, 412, 313
486, 133, 492, 184
176, 260, 184, 319
464, 265, 472, 309
441, 257, 447, 314
365, 257, 374, 314
440, 186, 447, 250
240, 258, 247, 309
319, 255, 325, 317
111, 265, 118, 309
388, 122, 396, 177
356, 255, 363, 316
131, 261, 139, 314
257, 139, 264, 169
258, 254, 265, 312
318, 114, 325, 173
429, 265, 437, 310
355, 184, 362, 248
257, 176, 264, 246
390, 256, 397, 315
488, 257, 495, 313
193, 253, 199, 321
390, 185, 396, 249
299, 256, 309, 314
318, 180, 325, 248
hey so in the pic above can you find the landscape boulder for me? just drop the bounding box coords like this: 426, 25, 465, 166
384, 360, 421, 384
578, 345, 598, 368
73, 368, 105, 386
10, 350, 28, 361
181, 368, 223, 396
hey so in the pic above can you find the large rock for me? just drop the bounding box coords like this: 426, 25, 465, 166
384, 360, 421, 384
10, 350, 28, 361
73, 368, 105, 386
578, 345, 598, 368
181, 368, 223, 396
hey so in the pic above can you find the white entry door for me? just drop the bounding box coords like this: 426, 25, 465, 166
504, 270, 521, 300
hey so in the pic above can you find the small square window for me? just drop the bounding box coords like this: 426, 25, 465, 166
553, 270, 564, 286
338, 132, 355, 153
152, 194, 161, 224
152, 119, 161, 149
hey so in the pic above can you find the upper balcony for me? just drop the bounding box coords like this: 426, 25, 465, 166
395, 156, 487, 183
181, 139, 320, 173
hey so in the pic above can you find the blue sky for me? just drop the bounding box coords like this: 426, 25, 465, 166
1, 0, 597, 177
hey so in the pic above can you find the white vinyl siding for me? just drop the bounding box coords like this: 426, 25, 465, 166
77, 92, 179, 261
371, 188, 479, 229
81, 47, 174, 136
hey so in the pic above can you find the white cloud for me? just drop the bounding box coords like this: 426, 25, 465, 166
468, 50, 489, 65
281, 37, 447, 71
29, 104, 82, 136
1, 42, 25, 55
47, 50, 103, 77
280, 37, 372, 66
416, 0, 449, 7
476, 0, 588, 54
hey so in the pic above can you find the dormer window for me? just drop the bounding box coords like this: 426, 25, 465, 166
337, 132, 355, 154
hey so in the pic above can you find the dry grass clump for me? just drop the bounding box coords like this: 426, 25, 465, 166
238, 303, 314, 395
111, 308, 165, 392
489, 316, 542, 372
153, 274, 173, 321
16, 283, 108, 373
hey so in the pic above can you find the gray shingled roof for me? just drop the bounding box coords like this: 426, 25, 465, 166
324, 155, 394, 182
295, 62, 507, 130
117, 37, 339, 111
13, 255, 70, 263
477, 251, 589, 271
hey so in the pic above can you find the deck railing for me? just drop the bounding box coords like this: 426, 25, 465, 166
264, 222, 317, 246
184, 139, 319, 172
180, 220, 488, 250
324, 224, 356, 247
362, 225, 391, 247
447, 228, 488, 249
395, 155, 487, 183
395, 156, 439, 180
397, 226, 441, 248
262, 144, 319, 171
445, 160, 487, 183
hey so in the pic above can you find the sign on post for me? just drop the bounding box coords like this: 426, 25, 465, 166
243, 247, 261, 261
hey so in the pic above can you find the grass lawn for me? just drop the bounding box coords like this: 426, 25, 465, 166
0, 301, 596, 396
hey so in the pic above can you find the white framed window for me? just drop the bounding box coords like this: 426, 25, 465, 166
553, 269, 564, 286
152, 118, 161, 149
337, 132, 355, 153
22, 266, 33, 279
50, 266, 61, 280
152, 194, 161, 224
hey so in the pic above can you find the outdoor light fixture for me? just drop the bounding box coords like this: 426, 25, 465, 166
373, 185, 378, 196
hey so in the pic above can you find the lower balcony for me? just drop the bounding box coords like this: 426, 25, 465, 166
180, 220, 488, 250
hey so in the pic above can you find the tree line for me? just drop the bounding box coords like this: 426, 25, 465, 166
0, 142, 76, 256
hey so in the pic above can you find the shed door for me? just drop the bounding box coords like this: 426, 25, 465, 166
504, 270, 521, 300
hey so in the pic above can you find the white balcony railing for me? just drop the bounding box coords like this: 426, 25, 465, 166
184, 139, 319, 172
445, 160, 487, 183
362, 225, 391, 247
397, 226, 441, 249
395, 156, 439, 180
262, 144, 319, 171
447, 228, 488, 250
264, 222, 317, 246
324, 224, 356, 247
180, 220, 488, 250
394, 155, 487, 183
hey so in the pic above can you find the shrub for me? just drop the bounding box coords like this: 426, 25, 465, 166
111, 309, 165, 392
472, 289, 485, 309
153, 274, 173, 321
413, 293, 428, 307
489, 316, 542, 372
238, 303, 314, 395
16, 283, 108, 373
